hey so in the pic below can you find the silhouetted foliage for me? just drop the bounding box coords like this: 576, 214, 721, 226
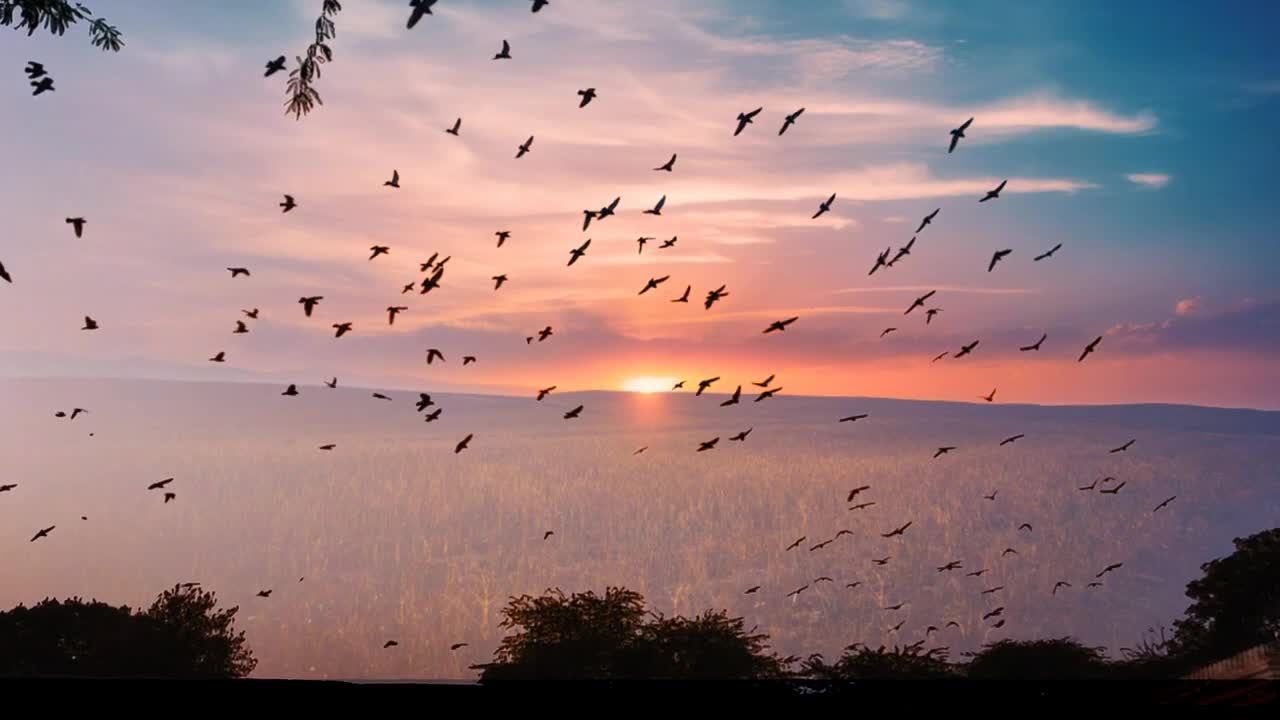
1170, 527, 1280, 665
1115, 626, 1191, 679
0, 585, 255, 678
473, 587, 789, 680
1, 1, 122, 50
964, 638, 1110, 679
286, 0, 342, 120
803, 643, 956, 679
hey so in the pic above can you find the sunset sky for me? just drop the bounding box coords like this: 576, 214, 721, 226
1, 0, 1277, 408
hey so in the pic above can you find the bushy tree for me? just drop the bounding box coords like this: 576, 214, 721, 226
964, 638, 1110, 679
803, 643, 956, 680
474, 587, 790, 680
0, 585, 255, 678
1, 1, 123, 50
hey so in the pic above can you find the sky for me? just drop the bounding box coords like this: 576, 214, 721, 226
1, 0, 1277, 408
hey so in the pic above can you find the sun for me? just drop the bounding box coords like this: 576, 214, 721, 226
621, 376, 677, 394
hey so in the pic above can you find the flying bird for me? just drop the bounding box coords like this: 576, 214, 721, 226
209, 351, 225, 363
0, 484, 16, 493
955, 340, 980, 358
406, 0, 437, 29
257, 590, 272, 598
297, 296, 323, 317
1018, 523, 1033, 532
636, 236, 651, 254
455, 434, 473, 454
227, 267, 250, 278
324, 378, 337, 389
536, 386, 556, 401
704, 285, 729, 309
868, 247, 891, 276
754, 387, 782, 402
846, 486, 871, 502
387, 306, 408, 325
1095, 563, 1123, 579
905, 290, 936, 315
982, 586, 1005, 595
1078, 478, 1100, 491
1099, 481, 1127, 495
1153, 496, 1177, 513
779, 107, 804, 135
880, 327, 897, 339
839, 414, 868, 423
242, 308, 259, 319
753, 374, 775, 388
671, 285, 691, 303
1110, 439, 1135, 454
563, 405, 584, 420
720, 386, 742, 407
948, 117, 973, 153
1087, 582, 1103, 588
492, 275, 508, 291
983, 490, 998, 501
1078, 336, 1103, 362
1001, 548, 1018, 557
810, 540, 833, 552
764, 317, 798, 334
415, 394, 435, 412
889, 620, 906, 632
881, 521, 913, 538
933, 446, 956, 459
672, 381, 686, 390
982, 607, 1005, 621
82, 316, 98, 331
24, 61, 47, 79
1020, 333, 1047, 352
1053, 581, 1072, 596
966, 569, 989, 577
493, 39, 512, 60
532, 0, 549, 11
938, 561, 963, 572
744, 585, 761, 594
147, 478, 174, 491
537, 326, 553, 342
544, 531, 555, 541
282, 384, 299, 396
633, 446, 648, 455
445, 118, 461, 136
423, 408, 442, 422
872, 556, 891, 566
734, 107, 763, 136
786, 537, 807, 552
932, 351, 949, 363
923, 307, 941, 325
369, 246, 390, 260
494, 231, 510, 248
638, 275, 670, 295
1034, 243, 1063, 261
164, 492, 176, 504
279, 194, 296, 213
577, 87, 596, 107
697, 437, 720, 452
696, 377, 719, 396
426, 348, 445, 365
988, 249, 1012, 272
383, 641, 398, 649
916, 208, 940, 233
991, 619, 1006, 629
654, 154, 677, 172
384, 169, 400, 188
883, 602, 906, 611
332, 322, 353, 338
812, 193, 836, 219
888, 237, 915, 267
450, 643, 469, 651
999, 434, 1025, 446
849, 502, 876, 511
30, 77, 54, 95
981, 388, 997, 403
30, 525, 56, 542
846, 582, 862, 589
643, 195, 666, 216
318, 444, 336, 451
567, 238, 591, 266
233, 321, 249, 335
0, 260, 9, 283
979, 180, 1007, 203
372, 393, 391, 401
785, 585, 808, 599
516, 136, 534, 158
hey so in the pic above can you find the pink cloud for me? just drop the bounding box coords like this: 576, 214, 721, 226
1175, 296, 1202, 316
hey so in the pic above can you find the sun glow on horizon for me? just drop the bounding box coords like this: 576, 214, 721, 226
620, 376, 678, 394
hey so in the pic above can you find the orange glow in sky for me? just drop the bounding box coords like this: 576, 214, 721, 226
620, 376, 678, 394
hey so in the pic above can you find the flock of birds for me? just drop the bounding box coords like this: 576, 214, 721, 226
2, 0, 1181, 665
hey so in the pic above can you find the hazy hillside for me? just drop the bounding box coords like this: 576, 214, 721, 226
2, 377, 1277, 680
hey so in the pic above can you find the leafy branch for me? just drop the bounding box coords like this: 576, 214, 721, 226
0, 1, 123, 50
285, 0, 342, 120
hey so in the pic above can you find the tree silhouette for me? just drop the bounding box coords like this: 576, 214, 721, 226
1, 1, 123, 50
964, 638, 1110, 679
473, 587, 789, 680
0, 585, 255, 678
803, 643, 956, 680
285, 0, 342, 120
1170, 527, 1280, 665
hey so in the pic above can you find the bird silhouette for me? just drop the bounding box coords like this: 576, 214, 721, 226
282, 384, 299, 396
387, 306, 408, 325
695, 377, 719, 396
982, 607, 1005, 620
227, 267, 250, 278
779, 107, 805, 135
209, 351, 225, 363
147, 478, 174, 491
384, 169, 400, 188
872, 556, 891, 566
537, 326, 553, 342
755, 387, 782, 402
31, 77, 54, 95
30, 525, 55, 542
563, 405, 584, 420
299, 296, 323, 317
1099, 481, 1127, 495
889, 620, 906, 632
332, 322, 353, 338
991, 619, 1006, 629
744, 585, 761, 594
24, 61, 47, 79
948, 117, 973, 153
982, 586, 1005, 595
905, 290, 936, 315
544, 531, 555, 541
672, 380, 686, 390
233, 320, 249, 334
938, 561, 963, 572
1087, 582, 1103, 588
654, 154, 677, 172
981, 388, 997, 403
164, 492, 176, 504
1078, 336, 1102, 362
734, 107, 763, 136
406, 0, 437, 28
869, 247, 891, 276
999, 434, 1024, 446
644, 195, 666, 215
988, 249, 1012, 272
516, 136, 534, 159
383, 641, 398, 649
318, 444, 336, 451
567, 238, 591, 266
372, 393, 391, 401
925, 307, 941, 324
242, 308, 259, 319
839, 413, 869, 423
883, 602, 906, 611
881, 521, 912, 538
639, 275, 670, 295
0, 484, 16, 493
658, 237, 678, 250
846, 581, 863, 589
955, 340, 980, 358
1153, 496, 1177, 513
0, 260, 10, 283
426, 348, 445, 365
880, 327, 897, 338
966, 569, 989, 577
455, 434, 473, 454
946, 621, 962, 629
697, 437, 720, 452
704, 285, 729, 309
493, 230, 511, 248
634, 236, 648, 254
810, 540, 833, 552
256, 590, 272, 598
82, 316, 98, 331
577, 87, 597, 108
1110, 439, 1135, 453
463, 356, 476, 365
846, 486, 871, 502
1001, 548, 1018, 557
1034, 243, 1063, 261
786, 585, 808, 599
980, 180, 1007, 202
850, 502, 876, 511
982, 489, 999, 501
933, 446, 956, 459
932, 351, 949, 363
1052, 581, 1072, 595
279, 194, 296, 213
445, 118, 461, 136
423, 408, 442, 422
633, 446, 648, 455
415, 394, 435, 412
764, 317, 798, 334
785, 536, 807, 551
324, 378, 337, 389
721, 386, 742, 406
450, 643, 469, 651
532, 0, 549, 11
916, 208, 941, 234
536, 386, 556, 401
729, 428, 753, 442
1018, 523, 1033, 532
812, 193, 836, 219
493, 39, 512, 60
368, 246, 390, 260
926, 625, 940, 635
1078, 478, 1100, 491
1095, 563, 1123, 578
888, 238, 916, 267
491, 274, 509, 291
753, 374, 775, 388
1020, 333, 1047, 352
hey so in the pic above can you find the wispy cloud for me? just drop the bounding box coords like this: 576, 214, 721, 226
845, 0, 912, 20
1126, 172, 1171, 189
